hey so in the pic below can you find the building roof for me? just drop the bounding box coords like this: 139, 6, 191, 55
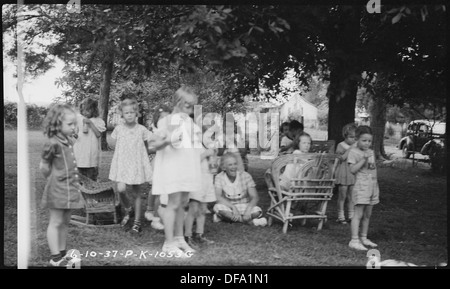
278, 93, 318, 109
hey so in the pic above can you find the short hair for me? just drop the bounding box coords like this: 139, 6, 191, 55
80, 97, 99, 118
153, 104, 171, 128
355, 125, 373, 138
298, 132, 312, 142
289, 120, 304, 132
280, 122, 290, 131
342, 123, 357, 138
42, 103, 76, 137
220, 152, 238, 168
173, 85, 198, 108
118, 98, 140, 117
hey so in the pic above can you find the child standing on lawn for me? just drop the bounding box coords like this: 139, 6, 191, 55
144, 104, 172, 231
184, 129, 218, 249
335, 123, 357, 224
39, 103, 83, 266
150, 86, 202, 256
73, 98, 106, 181
109, 98, 153, 234
347, 125, 379, 251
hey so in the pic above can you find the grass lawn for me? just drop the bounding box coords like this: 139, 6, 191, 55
3, 129, 447, 267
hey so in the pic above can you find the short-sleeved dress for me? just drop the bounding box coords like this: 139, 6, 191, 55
335, 141, 355, 186
189, 148, 217, 203
213, 171, 262, 215
347, 148, 380, 205
73, 113, 106, 168
279, 151, 309, 191
109, 123, 153, 185
41, 135, 84, 209
151, 113, 203, 196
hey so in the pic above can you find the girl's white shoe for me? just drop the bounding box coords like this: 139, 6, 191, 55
151, 217, 164, 230
252, 217, 268, 227
349, 239, 368, 251
361, 238, 378, 248
144, 211, 155, 222
174, 236, 196, 253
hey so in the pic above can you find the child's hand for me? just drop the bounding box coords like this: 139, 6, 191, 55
242, 209, 252, 222
231, 206, 241, 222
364, 150, 374, 159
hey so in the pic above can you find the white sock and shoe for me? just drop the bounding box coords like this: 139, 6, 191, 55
252, 217, 268, 227
349, 239, 368, 251
144, 211, 155, 222
174, 236, 196, 253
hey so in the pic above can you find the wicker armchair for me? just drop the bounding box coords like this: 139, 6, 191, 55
265, 153, 338, 233
71, 174, 120, 227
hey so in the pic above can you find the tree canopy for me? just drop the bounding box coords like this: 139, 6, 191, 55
3, 4, 446, 150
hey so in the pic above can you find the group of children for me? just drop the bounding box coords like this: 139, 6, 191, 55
39, 86, 269, 266
278, 120, 379, 251
39, 86, 380, 266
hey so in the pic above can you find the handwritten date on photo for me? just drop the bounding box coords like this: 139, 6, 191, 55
76, 250, 193, 259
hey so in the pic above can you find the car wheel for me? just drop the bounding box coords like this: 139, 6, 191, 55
402, 144, 411, 159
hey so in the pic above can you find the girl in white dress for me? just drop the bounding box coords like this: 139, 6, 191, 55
150, 86, 202, 257
109, 98, 153, 233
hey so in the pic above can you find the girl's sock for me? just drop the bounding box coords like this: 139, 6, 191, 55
337, 210, 345, 220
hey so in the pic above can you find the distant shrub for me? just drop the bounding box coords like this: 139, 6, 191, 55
3, 102, 49, 130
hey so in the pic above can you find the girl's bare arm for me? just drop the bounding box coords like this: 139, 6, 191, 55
350, 157, 367, 174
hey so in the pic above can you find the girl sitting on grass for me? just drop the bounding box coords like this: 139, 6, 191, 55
213, 152, 267, 226
40, 103, 83, 266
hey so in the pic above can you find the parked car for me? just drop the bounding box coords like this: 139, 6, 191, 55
398, 120, 446, 159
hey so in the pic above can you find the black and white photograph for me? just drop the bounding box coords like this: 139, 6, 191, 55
2, 0, 447, 272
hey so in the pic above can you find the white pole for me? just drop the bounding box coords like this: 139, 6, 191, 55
17, 0, 30, 269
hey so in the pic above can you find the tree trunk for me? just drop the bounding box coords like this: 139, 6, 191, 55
99, 50, 114, 151
326, 68, 358, 145
324, 6, 361, 147
369, 93, 389, 160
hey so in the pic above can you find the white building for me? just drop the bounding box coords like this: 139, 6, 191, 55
278, 93, 319, 128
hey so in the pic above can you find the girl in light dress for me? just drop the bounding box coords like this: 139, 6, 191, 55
335, 123, 357, 224
109, 98, 153, 234
279, 133, 312, 191
149, 86, 203, 257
